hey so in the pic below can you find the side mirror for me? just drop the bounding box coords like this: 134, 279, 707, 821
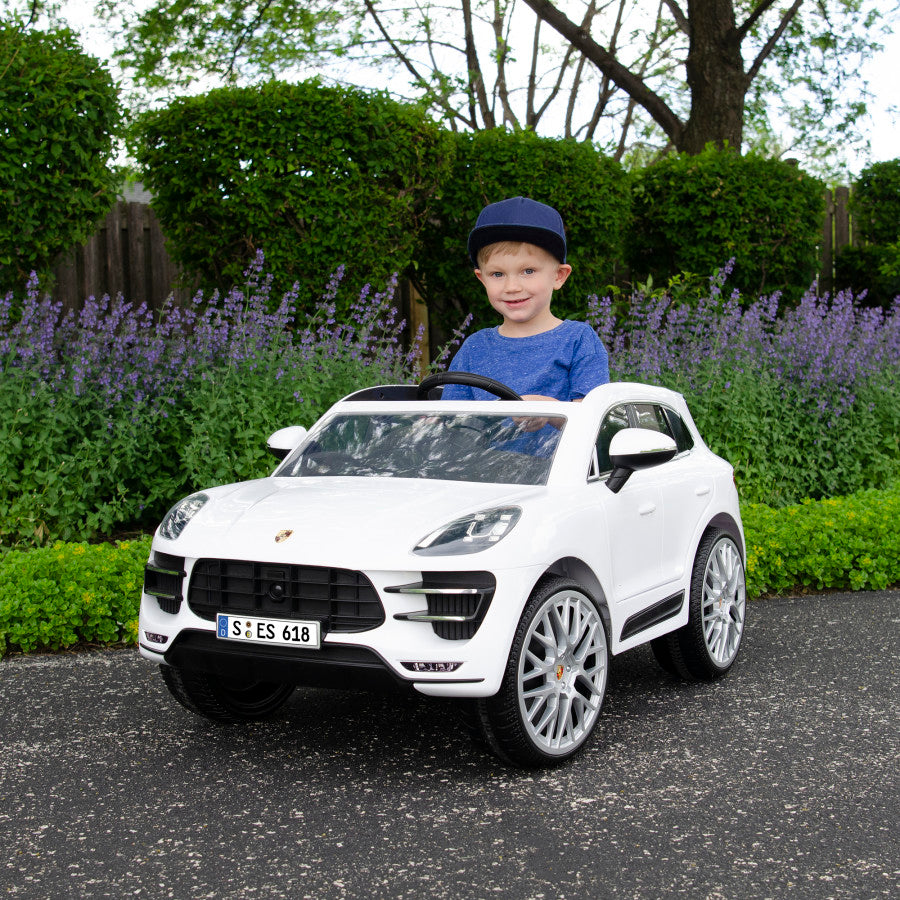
266, 425, 308, 461
606, 429, 678, 494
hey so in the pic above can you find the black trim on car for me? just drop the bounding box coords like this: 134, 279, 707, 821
386, 571, 496, 640
164, 630, 410, 692
620, 591, 684, 641
143, 553, 186, 615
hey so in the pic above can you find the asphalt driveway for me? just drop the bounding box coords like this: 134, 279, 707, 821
1, 589, 898, 899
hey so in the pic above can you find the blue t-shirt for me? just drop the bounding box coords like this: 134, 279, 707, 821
441, 320, 610, 401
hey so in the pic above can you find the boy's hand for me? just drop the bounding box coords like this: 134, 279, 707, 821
517, 395, 565, 431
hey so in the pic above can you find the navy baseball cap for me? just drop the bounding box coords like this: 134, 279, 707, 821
467, 196, 567, 266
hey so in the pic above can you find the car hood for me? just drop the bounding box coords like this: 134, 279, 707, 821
161, 476, 544, 568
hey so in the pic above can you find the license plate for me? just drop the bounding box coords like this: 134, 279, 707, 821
216, 614, 321, 649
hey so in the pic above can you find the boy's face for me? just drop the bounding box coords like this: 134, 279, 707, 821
475, 243, 571, 334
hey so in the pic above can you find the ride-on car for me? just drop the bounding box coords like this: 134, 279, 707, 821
139, 374, 746, 767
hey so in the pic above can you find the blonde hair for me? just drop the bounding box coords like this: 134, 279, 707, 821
476, 241, 557, 269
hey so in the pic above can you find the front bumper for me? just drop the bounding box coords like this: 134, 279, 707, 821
139, 556, 546, 698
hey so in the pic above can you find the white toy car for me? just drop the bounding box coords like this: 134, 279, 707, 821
140, 374, 746, 767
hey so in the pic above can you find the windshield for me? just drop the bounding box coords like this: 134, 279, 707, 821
278, 413, 565, 485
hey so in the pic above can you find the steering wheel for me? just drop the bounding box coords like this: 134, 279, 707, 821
416, 371, 523, 401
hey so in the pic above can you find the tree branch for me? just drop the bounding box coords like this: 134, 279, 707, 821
226, 0, 276, 80
363, 0, 468, 125
493, 1, 519, 128
736, 0, 791, 42
521, 0, 683, 143
460, 0, 495, 128
745, 0, 804, 85
662, 0, 690, 36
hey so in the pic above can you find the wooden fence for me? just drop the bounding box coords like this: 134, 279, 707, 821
51, 201, 188, 312
51, 187, 858, 314
820, 186, 856, 295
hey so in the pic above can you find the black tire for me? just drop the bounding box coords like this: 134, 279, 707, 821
649, 635, 679, 675
661, 529, 746, 681
472, 576, 609, 767
160, 664, 295, 723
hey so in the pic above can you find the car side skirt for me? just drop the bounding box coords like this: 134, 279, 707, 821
619, 591, 684, 642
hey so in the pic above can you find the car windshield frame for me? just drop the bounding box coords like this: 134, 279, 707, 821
277, 412, 566, 485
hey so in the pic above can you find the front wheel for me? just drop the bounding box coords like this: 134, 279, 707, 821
663, 529, 746, 681
160, 664, 295, 723
473, 577, 609, 767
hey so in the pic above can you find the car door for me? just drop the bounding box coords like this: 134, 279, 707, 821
630, 402, 713, 587
593, 404, 666, 602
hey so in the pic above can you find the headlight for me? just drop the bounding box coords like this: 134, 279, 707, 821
158, 493, 209, 541
414, 506, 521, 556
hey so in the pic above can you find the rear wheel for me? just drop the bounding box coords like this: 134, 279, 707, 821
160, 664, 295, 722
663, 529, 746, 681
472, 577, 609, 767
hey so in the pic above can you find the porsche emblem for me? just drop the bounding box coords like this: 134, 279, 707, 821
556, 664, 565, 681
274, 529, 294, 544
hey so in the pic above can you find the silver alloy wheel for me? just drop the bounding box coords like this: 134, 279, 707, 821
517, 589, 608, 757
701, 537, 746, 667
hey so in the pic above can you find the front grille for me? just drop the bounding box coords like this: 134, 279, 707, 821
187, 559, 384, 633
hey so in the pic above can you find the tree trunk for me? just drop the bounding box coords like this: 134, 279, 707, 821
680, 0, 746, 154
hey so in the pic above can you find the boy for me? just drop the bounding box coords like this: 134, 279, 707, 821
441, 196, 610, 401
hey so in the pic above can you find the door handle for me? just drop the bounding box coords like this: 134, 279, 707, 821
695, 485, 711, 497
638, 502, 656, 516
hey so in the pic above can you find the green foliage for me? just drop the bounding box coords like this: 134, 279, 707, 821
0, 379, 185, 547
0, 19, 121, 292
0, 537, 151, 657
131, 80, 453, 310
834, 244, 900, 309
835, 159, 900, 307
415, 129, 631, 338
849, 158, 900, 246
173, 340, 411, 493
678, 366, 900, 508
743, 483, 900, 598
628, 147, 824, 298
98, 0, 347, 91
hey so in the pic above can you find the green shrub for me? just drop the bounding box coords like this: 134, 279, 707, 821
848, 158, 900, 246
835, 159, 900, 308
628, 147, 824, 299
0, 20, 121, 293
416, 129, 631, 341
131, 80, 453, 311
0, 538, 151, 657
742, 483, 900, 598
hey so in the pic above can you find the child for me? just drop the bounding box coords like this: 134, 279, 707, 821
441, 196, 610, 401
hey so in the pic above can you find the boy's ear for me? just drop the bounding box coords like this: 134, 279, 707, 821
554, 263, 573, 288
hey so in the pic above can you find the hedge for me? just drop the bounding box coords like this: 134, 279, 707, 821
0, 538, 151, 657
835, 158, 900, 308
131, 79, 453, 309
628, 146, 824, 299
0, 20, 121, 294
742, 482, 900, 597
2, 488, 897, 659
